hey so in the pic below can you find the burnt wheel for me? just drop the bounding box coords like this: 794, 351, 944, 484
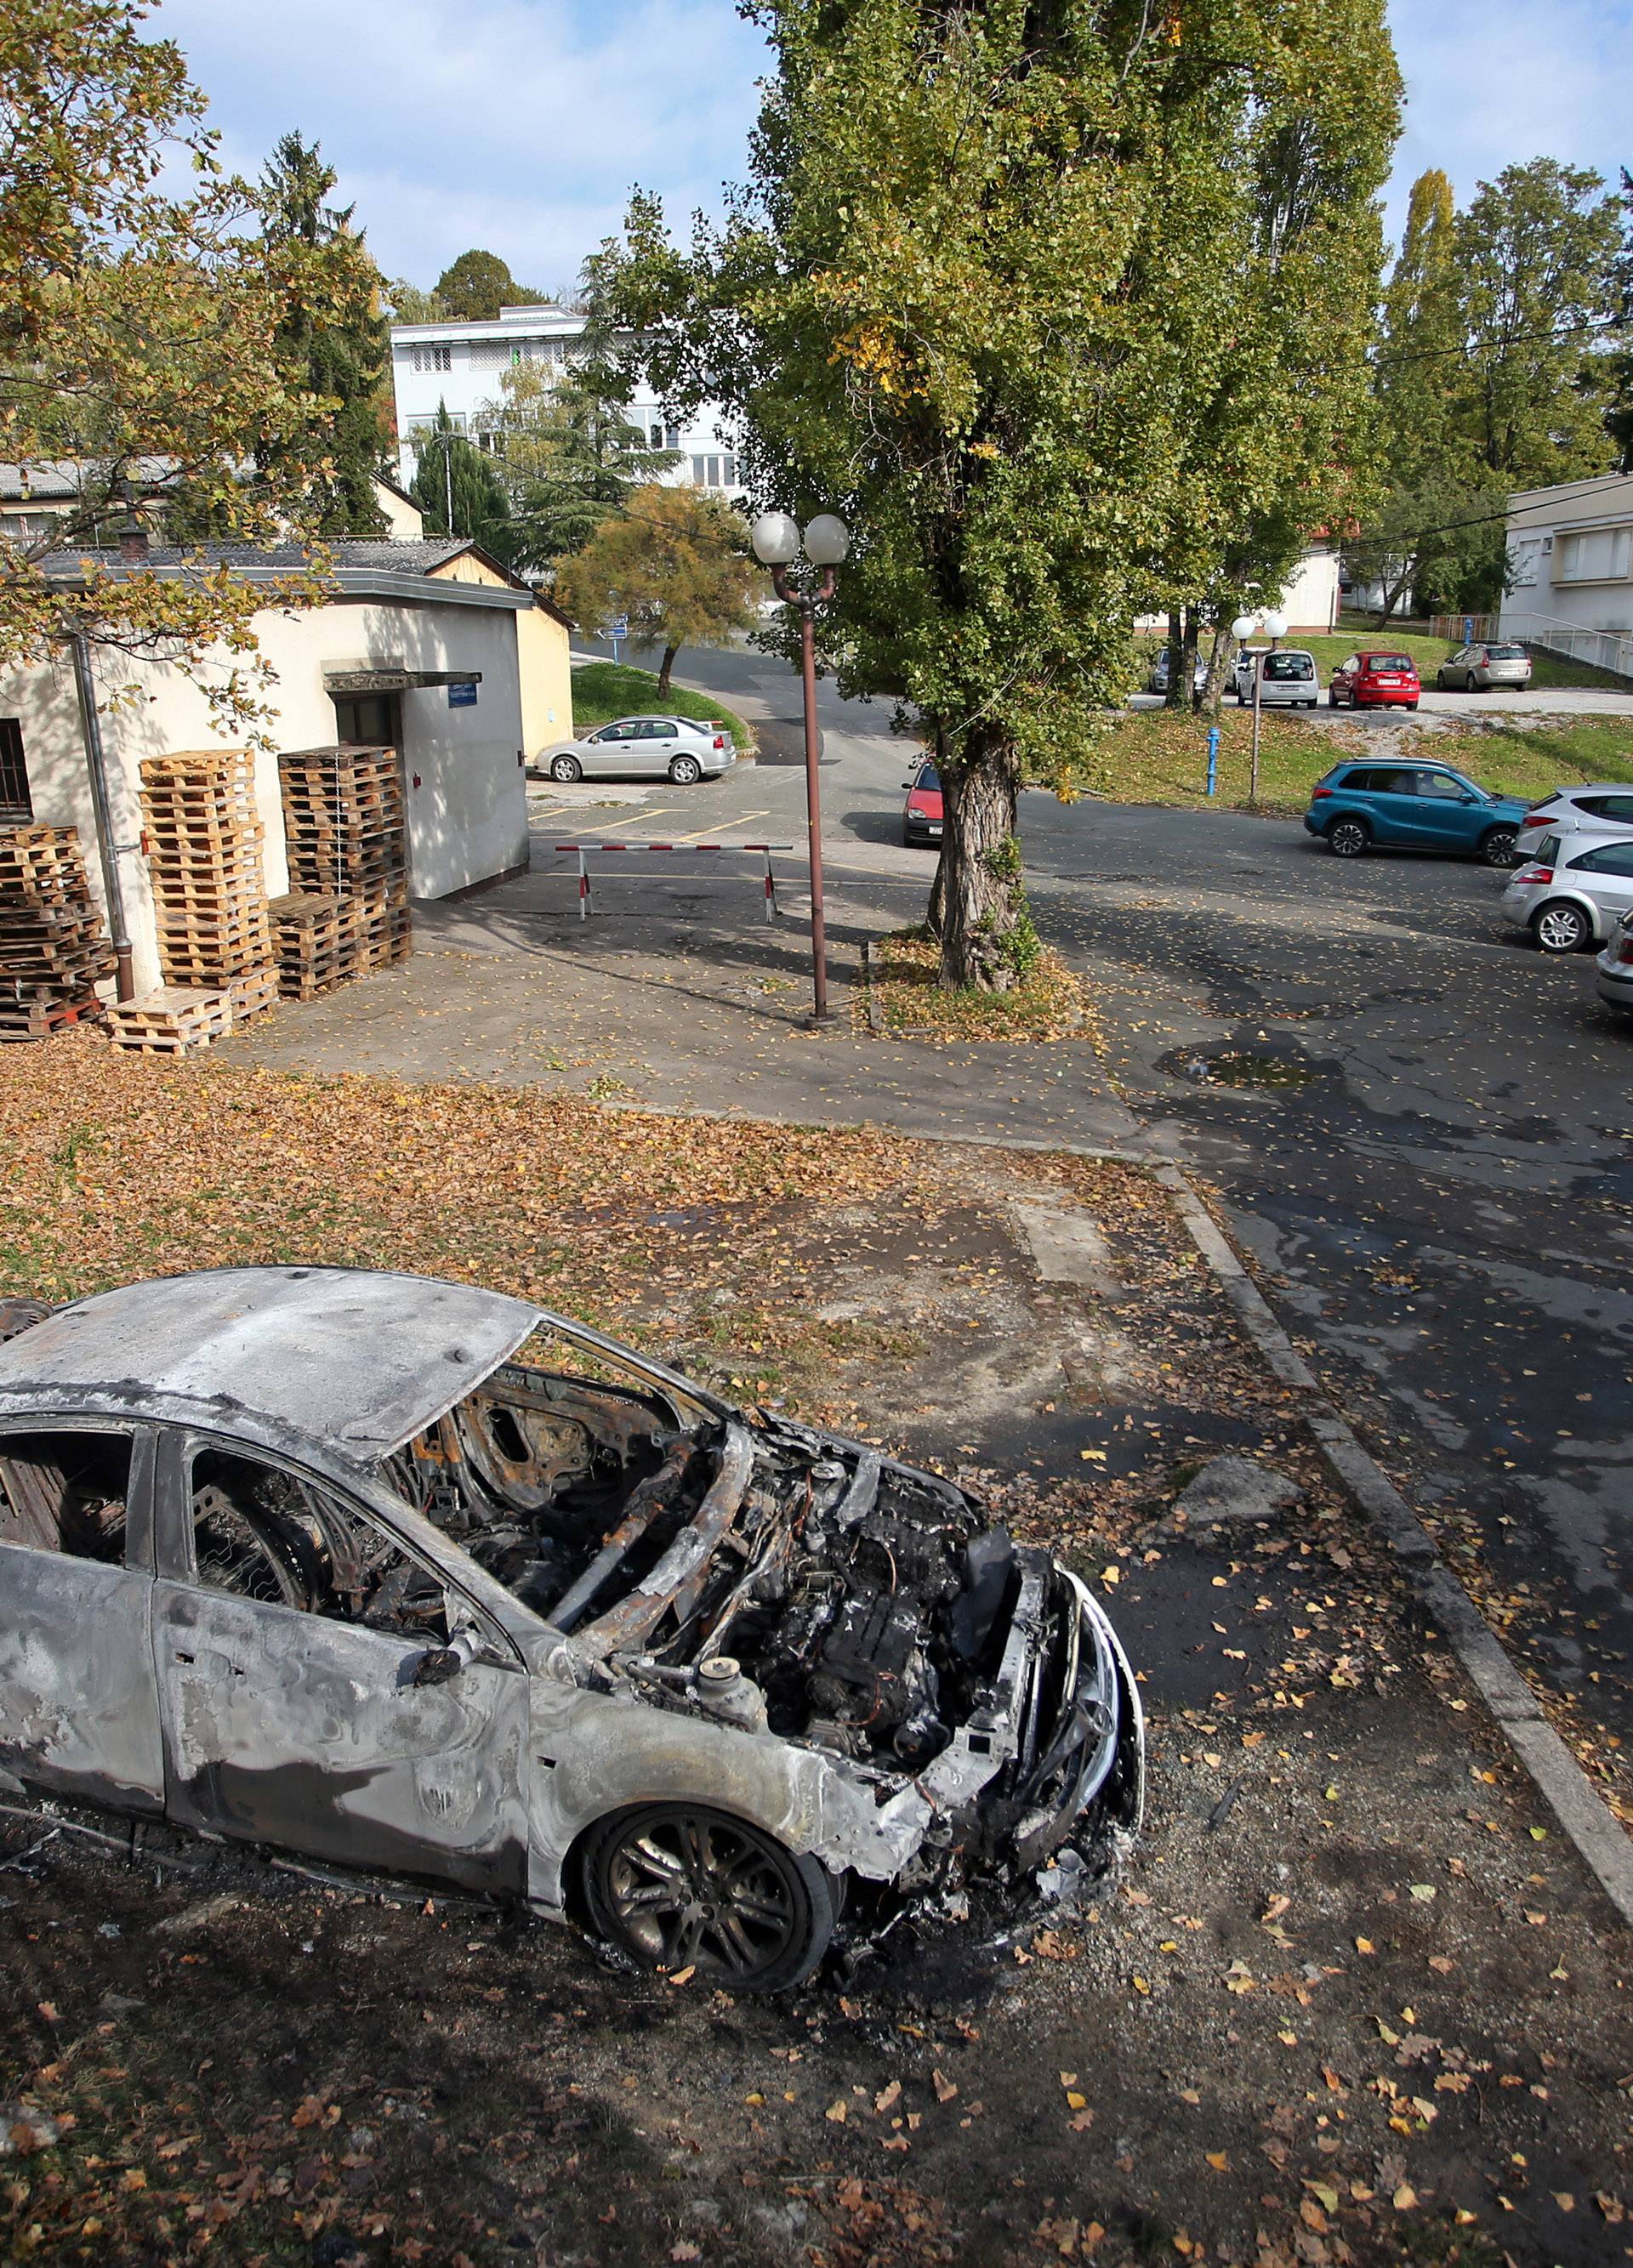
581, 1803, 834, 1992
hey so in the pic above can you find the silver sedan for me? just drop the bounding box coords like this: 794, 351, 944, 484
532, 714, 735, 786
1435, 642, 1533, 691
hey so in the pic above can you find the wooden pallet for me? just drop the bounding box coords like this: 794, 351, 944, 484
0, 988, 106, 1043
106, 986, 232, 1054
226, 965, 279, 1028
0, 827, 96, 907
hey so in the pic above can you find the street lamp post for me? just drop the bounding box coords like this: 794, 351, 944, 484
1232, 606, 1288, 809
750, 509, 849, 1021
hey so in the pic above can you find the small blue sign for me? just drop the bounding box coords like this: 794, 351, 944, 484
447, 681, 478, 708
607, 615, 629, 639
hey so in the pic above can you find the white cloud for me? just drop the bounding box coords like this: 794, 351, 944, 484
1385, 0, 1632, 245
153, 0, 771, 283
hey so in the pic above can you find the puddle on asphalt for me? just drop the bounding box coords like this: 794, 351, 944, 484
1206, 1051, 1320, 1088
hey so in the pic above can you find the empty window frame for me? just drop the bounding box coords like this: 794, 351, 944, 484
412, 345, 453, 375
0, 1429, 133, 1562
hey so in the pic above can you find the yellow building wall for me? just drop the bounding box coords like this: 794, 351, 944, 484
428, 555, 573, 753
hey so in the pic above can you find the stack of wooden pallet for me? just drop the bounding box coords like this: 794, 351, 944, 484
0, 826, 116, 1043
274, 745, 412, 999
105, 986, 233, 1055
139, 751, 275, 989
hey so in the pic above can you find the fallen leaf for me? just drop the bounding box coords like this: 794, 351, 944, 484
1206, 2151, 1230, 2171
873, 2080, 902, 2115
933, 2070, 958, 2104
825, 2100, 847, 2124
1392, 2185, 1419, 2211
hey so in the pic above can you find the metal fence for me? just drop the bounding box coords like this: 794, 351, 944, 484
1500, 611, 1633, 685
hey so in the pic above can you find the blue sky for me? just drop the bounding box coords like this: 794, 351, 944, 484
156, 0, 1631, 290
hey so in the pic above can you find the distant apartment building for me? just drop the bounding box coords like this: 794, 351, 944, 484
388, 304, 745, 501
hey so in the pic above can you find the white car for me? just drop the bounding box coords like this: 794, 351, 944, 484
1513, 783, 1633, 860
1233, 649, 1321, 708
1500, 827, 1633, 952
533, 714, 735, 786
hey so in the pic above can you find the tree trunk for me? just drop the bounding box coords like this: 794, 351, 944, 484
1164, 608, 1186, 709
657, 641, 680, 696
936, 735, 1024, 992
1181, 606, 1203, 712
1199, 616, 1230, 714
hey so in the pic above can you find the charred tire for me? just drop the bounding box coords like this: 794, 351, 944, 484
669, 753, 703, 785
1533, 901, 1591, 954
549, 753, 583, 782
579, 1802, 834, 1992
1480, 826, 1518, 868
1326, 816, 1369, 859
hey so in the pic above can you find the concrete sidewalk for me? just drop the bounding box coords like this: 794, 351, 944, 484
225, 856, 1155, 1157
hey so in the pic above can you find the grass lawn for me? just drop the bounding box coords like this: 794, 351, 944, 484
1086, 705, 1633, 815
568, 657, 754, 750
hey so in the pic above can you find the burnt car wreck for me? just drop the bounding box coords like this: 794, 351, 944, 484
0, 1267, 1143, 1990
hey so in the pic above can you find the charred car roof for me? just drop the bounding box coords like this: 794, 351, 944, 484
0, 1266, 544, 1460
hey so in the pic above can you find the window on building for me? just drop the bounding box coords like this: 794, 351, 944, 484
1509, 537, 1541, 587
0, 719, 30, 822
412, 345, 453, 374
332, 694, 400, 748
0, 510, 60, 541
0, 1429, 133, 1562
1555, 526, 1631, 583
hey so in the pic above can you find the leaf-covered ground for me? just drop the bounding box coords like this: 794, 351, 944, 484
1, 1043, 1629, 2267
862, 935, 1090, 1043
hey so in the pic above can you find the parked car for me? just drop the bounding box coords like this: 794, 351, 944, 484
0, 1268, 1143, 1991
1304, 761, 1528, 864
902, 759, 944, 848
1325, 651, 1421, 710
1232, 648, 1321, 707
1514, 783, 1633, 858
1501, 829, 1633, 952
1595, 911, 1633, 1013
1146, 650, 1211, 697
1435, 641, 1532, 691
532, 715, 734, 785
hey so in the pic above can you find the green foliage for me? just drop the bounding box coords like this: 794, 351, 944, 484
383, 279, 448, 322
256, 133, 390, 535
407, 402, 514, 558
482, 360, 680, 570
433, 249, 543, 321
1361, 159, 1624, 620
553, 485, 762, 689
610, 0, 1401, 983
0, 0, 342, 722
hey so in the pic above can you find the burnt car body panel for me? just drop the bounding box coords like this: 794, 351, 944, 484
0, 1269, 1144, 1952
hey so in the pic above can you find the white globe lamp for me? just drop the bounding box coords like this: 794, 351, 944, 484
1262, 611, 1289, 640
749, 512, 801, 566
1231, 613, 1258, 640
802, 514, 851, 566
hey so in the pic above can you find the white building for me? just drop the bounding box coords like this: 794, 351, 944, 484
389, 304, 744, 501
1135, 541, 1340, 638
1501, 474, 1633, 679
3, 543, 537, 993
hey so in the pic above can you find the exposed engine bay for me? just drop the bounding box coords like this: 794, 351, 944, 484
378, 1354, 1138, 1873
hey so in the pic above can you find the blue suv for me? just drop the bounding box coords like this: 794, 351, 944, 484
1304, 761, 1528, 867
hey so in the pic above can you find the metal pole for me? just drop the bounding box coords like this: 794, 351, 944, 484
1250, 651, 1263, 809
799, 598, 828, 1020
67, 627, 135, 1000
1206, 726, 1220, 798
444, 435, 453, 540
578, 846, 589, 920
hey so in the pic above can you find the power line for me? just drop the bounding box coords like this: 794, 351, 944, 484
1373, 313, 1625, 367
1350, 470, 1633, 556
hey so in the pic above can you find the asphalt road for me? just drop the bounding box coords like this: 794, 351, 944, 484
562, 639, 1633, 1770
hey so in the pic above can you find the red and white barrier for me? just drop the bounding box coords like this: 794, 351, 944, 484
552, 844, 795, 922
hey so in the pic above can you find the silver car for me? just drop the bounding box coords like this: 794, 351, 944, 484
1436, 641, 1532, 691
1500, 827, 1633, 952
1595, 911, 1633, 1014
0, 1268, 1143, 1991
1233, 648, 1321, 708
534, 714, 735, 786
1513, 783, 1633, 859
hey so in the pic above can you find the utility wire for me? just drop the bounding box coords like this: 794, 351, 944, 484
1372, 313, 1626, 367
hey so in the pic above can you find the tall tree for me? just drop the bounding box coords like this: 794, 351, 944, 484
554, 484, 760, 694
432, 249, 545, 321
481, 357, 680, 566
1453, 159, 1621, 486
1598, 167, 1632, 472
383, 279, 447, 323
407, 402, 514, 557
612, 0, 1400, 987
0, 0, 333, 724
257, 132, 389, 534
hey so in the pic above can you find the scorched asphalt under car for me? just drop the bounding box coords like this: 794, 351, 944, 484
0, 1268, 1143, 1991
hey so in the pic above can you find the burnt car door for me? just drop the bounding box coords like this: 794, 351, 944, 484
147, 1428, 532, 1895
0, 1418, 165, 1813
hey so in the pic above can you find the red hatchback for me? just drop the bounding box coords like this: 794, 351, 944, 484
1327, 651, 1420, 710
902, 759, 943, 848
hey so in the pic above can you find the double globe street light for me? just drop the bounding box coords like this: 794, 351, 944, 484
750, 510, 850, 1020
1231, 605, 1289, 809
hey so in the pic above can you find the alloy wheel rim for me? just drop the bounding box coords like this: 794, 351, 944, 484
606, 1812, 799, 1978
1539, 910, 1584, 950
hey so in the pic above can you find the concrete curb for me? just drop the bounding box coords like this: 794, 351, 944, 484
1153, 1162, 1633, 1930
